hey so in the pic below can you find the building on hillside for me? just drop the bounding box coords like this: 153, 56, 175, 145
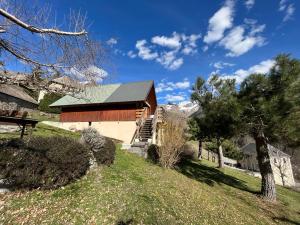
38, 76, 84, 102
50, 80, 158, 143
239, 143, 295, 187
0, 84, 38, 113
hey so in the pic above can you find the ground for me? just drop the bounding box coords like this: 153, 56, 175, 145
0, 125, 299, 225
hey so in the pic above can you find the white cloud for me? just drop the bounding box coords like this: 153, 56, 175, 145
211, 61, 235, 69
279, 0, 288, 11
284, 4, 295, 21
136, 40, 158, 60
203, 0, 234, 44
156, 51, 184, 70
245, 0, 255, 9
220, 23, 265, 57
202, 45, 209, 52
127, 50, 137, 58
181, 34, 201, 55
65, 65, 108, 84
151, 32, 182, 49
132, 33, 200, 70
156, 78, 190, 93
164, 94, 185, 102
279, 0, 295, 22
106, 38, 117, 46
216, 59, 275, 84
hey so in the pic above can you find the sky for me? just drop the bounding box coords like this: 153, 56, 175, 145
5, 0, 300, 105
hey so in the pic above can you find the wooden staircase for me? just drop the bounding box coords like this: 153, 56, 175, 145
139, 118, 153, 141
128, 117, 153, 157
124, 106, 165, 157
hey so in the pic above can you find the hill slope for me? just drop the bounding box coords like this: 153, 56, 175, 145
1, 144, 299, 225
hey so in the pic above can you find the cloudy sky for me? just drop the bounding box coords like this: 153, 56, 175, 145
7, 0, 300, 104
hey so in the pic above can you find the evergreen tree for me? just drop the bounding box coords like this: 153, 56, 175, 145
239, 54, 300, 201
190, 75, 241, 167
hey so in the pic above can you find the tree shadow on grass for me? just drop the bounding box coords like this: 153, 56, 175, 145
273, 217, 300, 225
176, 159, 258, 194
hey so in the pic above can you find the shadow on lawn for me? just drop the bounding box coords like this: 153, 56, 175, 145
176, 159, 258, 194
273, 217, 300, 225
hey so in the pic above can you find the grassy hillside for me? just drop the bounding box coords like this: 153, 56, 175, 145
0, 123, 80, 139
1, 141, 299, 224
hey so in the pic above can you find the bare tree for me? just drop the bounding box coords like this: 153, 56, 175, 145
0, 0, 106, 87
158, 111, 187, 168
273, 151, 289, 187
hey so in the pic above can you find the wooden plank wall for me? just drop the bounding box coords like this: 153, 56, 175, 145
146, 86, 158, 115
60, 104, 137, 122
60, 84, 158, 122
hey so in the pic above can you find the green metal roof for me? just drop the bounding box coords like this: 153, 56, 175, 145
50, 80, 154, 107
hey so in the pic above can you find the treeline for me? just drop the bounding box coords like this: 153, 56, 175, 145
189, 54, 300, 202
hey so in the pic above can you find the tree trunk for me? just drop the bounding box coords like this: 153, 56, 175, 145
255, 134, 277, 202
198, 139, 202, 160
217, 139, 224, 168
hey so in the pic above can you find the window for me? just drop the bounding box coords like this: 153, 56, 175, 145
88, 121, 92, 126
274, 158, 277, 164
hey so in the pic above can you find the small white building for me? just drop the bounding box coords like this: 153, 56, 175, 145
239, 143, 295, 187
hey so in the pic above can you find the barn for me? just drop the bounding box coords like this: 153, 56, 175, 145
0, 84, 38, 113
50, 80, 157, 143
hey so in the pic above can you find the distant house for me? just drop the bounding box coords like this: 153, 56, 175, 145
239, 143, 295, 187
0, 84, 38, 113
50, 81, 157, 143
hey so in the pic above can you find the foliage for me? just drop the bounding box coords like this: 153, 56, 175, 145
147, 144, 160, 164
190, 75, 241, 167
180, 142, 198, 160
158, 111, 187, 168
205, 139, 243, 160
81, 127, 115, 166
0, 136, 90, 189
0, 147, 299, 225
38, 92, 63, 113
238, 54, 300, 201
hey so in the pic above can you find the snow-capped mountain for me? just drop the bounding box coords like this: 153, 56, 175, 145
162, 101, 199, 116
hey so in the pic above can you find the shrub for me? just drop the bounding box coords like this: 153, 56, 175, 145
205, 139, 243, 160
0, 136, 90, 189
181, 143, 198, 160
81, 127, 115, 166
38, 92, 62, 113
147, 144, 159, 164
158, 111, 187, 168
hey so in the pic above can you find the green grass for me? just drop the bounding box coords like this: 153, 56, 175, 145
0, 127, 299, 224
0, 123, 80, 139
30, 111, 60, 122
1, 150, 299, 224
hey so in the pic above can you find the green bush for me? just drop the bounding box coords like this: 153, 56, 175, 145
147, 144, 160, 164
0, 137, 90, 189
81, 128, 115, 166
181, 143, 198, 160
93, 138, 116, 165
205, 139, 243, 160
38, 93, 63, 113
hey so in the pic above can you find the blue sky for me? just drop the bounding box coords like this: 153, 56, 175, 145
6, 0, 300, 104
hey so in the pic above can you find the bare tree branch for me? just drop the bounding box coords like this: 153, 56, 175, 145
0, 8, 87, 36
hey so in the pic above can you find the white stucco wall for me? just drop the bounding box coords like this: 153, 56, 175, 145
239, 153, 295, 187
42, 121, 137, 144
270, 156, 295, 187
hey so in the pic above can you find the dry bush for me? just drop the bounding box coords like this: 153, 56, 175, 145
158, 111, 187, 168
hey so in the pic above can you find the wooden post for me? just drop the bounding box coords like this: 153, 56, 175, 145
20, 123, 26, 139
28, 123, 36, 140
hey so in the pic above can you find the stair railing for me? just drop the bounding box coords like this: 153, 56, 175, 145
131, 107, 147, 144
